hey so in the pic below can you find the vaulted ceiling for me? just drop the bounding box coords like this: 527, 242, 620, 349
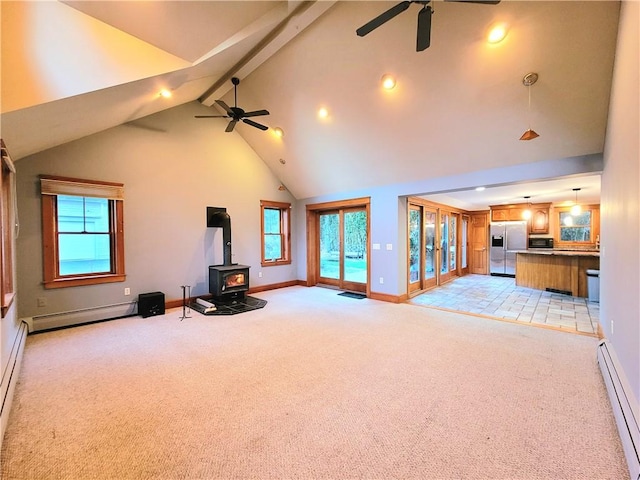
0, 1, 619, 206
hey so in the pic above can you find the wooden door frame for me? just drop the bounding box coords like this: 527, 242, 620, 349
407, 197, 476, 295
306, 197, 371, 295
408, 204, 424, 295
460, 214, 470, 275
438, 210, 456, 284
470, 212, 489, 275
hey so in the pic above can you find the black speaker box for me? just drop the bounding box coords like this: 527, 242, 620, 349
138, 291, 165, 318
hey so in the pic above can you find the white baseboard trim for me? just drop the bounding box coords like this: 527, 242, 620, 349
597, 339, 640, 480
24, 301, 137, 333
0, 320, 28, 451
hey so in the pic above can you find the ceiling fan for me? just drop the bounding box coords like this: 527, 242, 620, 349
195, 77, 269, 132
356, 0, 500, 52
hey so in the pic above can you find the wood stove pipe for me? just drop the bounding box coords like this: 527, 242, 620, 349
207, 207, 233, 266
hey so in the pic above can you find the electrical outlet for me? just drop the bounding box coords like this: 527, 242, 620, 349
124, 287, 131, 296
258, 272, 263, 278
379, 277, 384, 284
37, 297, 47, 307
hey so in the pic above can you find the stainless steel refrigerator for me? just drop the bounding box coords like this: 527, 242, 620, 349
490, 222, 527, 276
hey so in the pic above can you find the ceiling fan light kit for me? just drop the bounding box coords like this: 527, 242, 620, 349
356, 0, 500, 52
194, 77, 269, 133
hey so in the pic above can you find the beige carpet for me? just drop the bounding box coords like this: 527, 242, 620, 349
1, 286, 628, 479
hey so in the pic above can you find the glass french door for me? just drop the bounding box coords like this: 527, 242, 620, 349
408, 201, 466, 295
461, 215, 469, 274
408, 204, 437, 294
318, 208, 367, 292
439, 211, 458, 284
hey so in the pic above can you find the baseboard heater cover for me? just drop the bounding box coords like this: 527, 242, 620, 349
1, 321, 28, 450
597, 339, 640, 480
24, 301, 137, 333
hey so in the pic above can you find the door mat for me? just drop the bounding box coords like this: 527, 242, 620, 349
338, 291, 367, 300
190, 296, 267, 315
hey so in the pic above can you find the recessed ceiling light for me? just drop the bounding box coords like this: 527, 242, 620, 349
475, 186, 486, 191
158, 89, 172, 98
318, 107, 329, 119
487, 22, 509, 44
381, 74, 396, 90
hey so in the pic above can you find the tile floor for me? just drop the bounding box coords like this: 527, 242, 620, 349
409, 274, 600, 336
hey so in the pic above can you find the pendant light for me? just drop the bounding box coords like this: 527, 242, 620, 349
570, 188, 582, 215
519, 72, 540, 141
522, 196, 532, 220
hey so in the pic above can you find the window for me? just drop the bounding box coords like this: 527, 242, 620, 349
41, 176, 125, 289
1, 140, 16, 317
260, 200, 291, 266
556, 206, 600, 247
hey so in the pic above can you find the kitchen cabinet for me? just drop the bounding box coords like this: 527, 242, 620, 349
529, 203, 550, 234
515, 250, 600, 297
490, 205, 525, 222
490, 203, 550, 234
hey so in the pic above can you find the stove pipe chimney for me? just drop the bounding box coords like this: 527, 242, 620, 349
207, 207, 233, 266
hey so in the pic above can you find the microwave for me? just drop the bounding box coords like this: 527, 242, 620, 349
529, 237, 554, 249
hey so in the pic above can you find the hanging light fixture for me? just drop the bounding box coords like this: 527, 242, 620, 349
519, 72, 540, 141
570, 188, 582, 215
522, 196, 532, 220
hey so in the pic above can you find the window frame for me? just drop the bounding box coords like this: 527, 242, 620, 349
1, 140, 16, 317
41, 175, 126, 289
260, 200, 291, 267
554, 204, 600, 248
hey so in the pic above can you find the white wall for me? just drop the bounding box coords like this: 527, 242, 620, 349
15, 101, 297, 320
600, 0, 640, 402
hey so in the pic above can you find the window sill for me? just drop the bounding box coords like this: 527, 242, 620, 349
44, 274, 126, 289
1, 292, 16, 318
261, 260, 291, 267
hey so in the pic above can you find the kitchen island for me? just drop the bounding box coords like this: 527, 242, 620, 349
515, 250, 600, 298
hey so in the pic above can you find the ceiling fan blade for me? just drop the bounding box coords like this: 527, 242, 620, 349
243, 109, 270, 118
444, 0, 500, 4
416, 5, 432, 51
215, 99, 234, 115
194, 115, 228, 118
242, 119, 269, 131
225, 119, 237, 133
356, 1, 411, 37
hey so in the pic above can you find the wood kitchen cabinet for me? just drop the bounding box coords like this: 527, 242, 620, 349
490, 205, 525, 222
490, 203, 550, 234
516, 251, 599, 298
529, 203, 550, 234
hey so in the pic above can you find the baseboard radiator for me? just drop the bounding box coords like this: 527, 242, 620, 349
597, 340, 640, 480
1, 320, 28, 451
23, 301, 137, 333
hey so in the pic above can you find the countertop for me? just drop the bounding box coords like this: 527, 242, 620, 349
515, 249, 600, 257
